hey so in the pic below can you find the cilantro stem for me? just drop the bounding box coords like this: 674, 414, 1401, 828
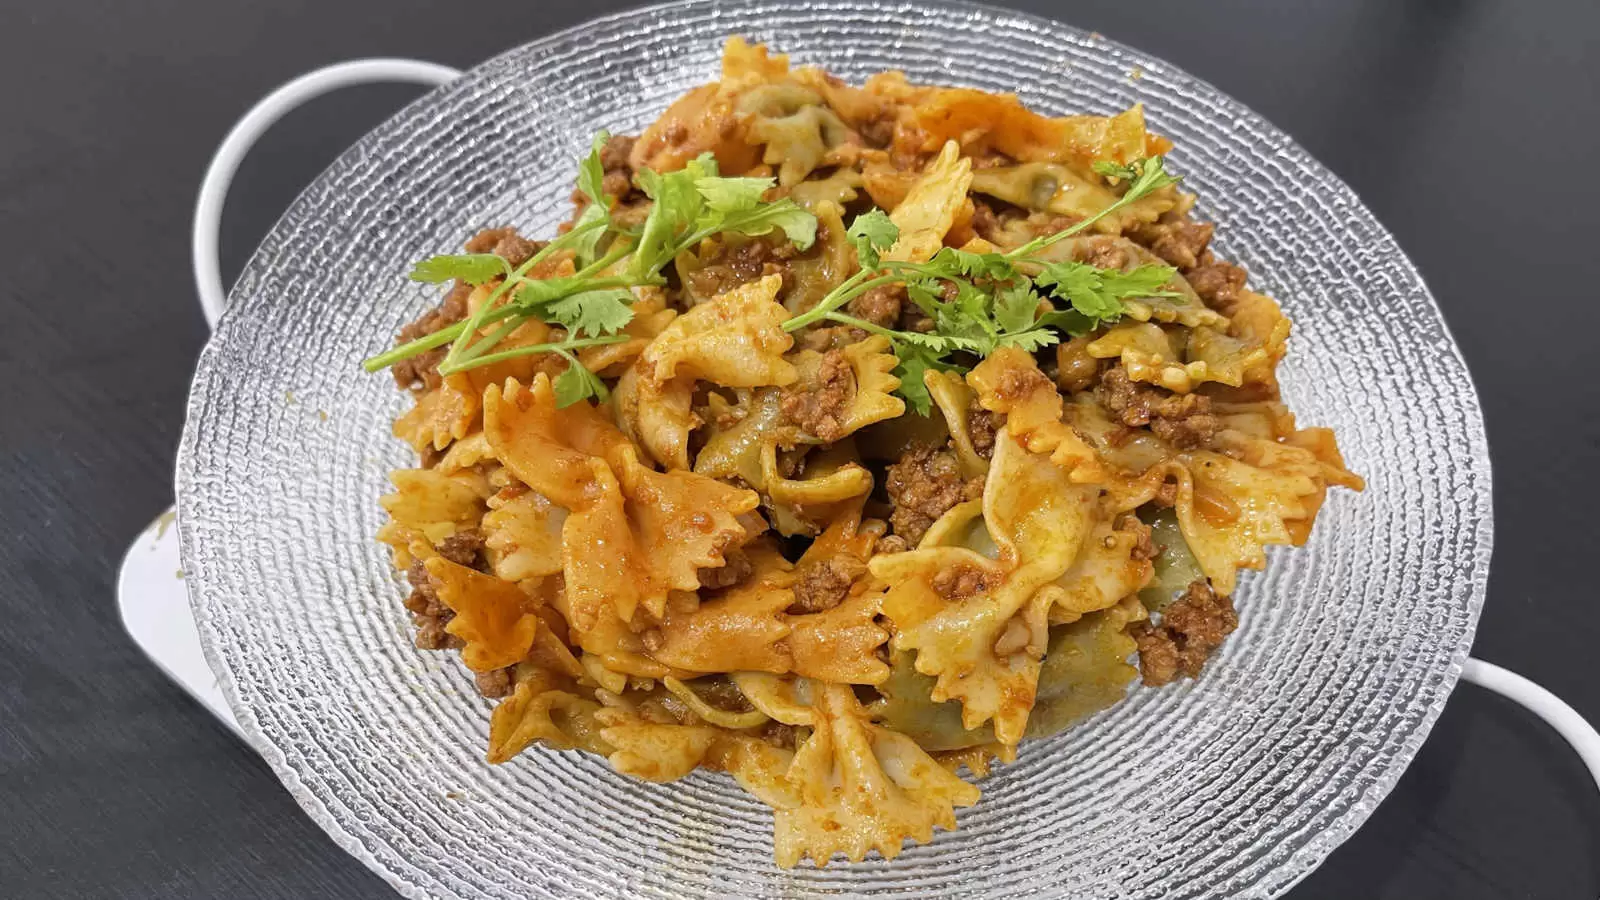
1003, 156, 1177, 261
782, 271, 906, 333
361, 306, 521, 373
439, 217, 611, 371
444, 335, 628, 372
822, 310, 907, 341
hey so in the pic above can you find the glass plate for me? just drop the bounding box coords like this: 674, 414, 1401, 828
176, 1, 1493, 896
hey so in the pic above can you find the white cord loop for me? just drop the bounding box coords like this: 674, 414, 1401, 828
191, 58, 461, 328
1461, 657, 1600, 792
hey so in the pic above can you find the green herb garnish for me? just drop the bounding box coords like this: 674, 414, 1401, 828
364, 136, 819, 407
781, 155, 1182, 414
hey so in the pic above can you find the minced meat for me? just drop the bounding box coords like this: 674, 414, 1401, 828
847, 283, 905, 327
1115, 513, 1159, 561
1130, 579, 1238, 686
931, 563, 994, 600
780, 349, 854, 443
401, 529, 485, 651
474, 667, 515, 699
1096, 366, 1220, 450
790, 555, 865, 613
1133, 219, 1214, 270
967, 408, 999, 459
698, 546, 754, 591
686, 238, 795, 299
885, 445, 983, 545
1184, 256, 1248, 308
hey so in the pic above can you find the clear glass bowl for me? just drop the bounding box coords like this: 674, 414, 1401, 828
176, 2, 1493, 896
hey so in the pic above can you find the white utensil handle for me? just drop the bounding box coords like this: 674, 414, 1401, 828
191, 58, 462, 327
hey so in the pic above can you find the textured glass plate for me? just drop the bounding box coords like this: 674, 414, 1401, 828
176, 1, 1493, 897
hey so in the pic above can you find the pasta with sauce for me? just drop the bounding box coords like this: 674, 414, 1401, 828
368, 37, 1362, 867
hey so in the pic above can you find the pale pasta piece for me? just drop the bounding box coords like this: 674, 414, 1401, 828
774, 683, 980, 867
639, 274, 797, 388
885, 141, 973, 263
481, 485, 566, 582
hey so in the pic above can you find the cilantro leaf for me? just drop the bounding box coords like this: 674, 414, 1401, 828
552, 352, 610, 407
1034, 261, 1123, 320
891, 344, 950, 416
993, 281, 1044, 334
1092, 159, 1139, 181
846, 209, 898, 268
930, 247, 1016, 281
512, 276, 591, 307
631, 163, 707, 278
697, 175, 776, 213
996, 328, 1059, 352
1098, 264, 1180, 299
577, 130, 612, 209
711, 199, 818, 250
543, 288, 634, 337
569, 203, 611, 267
409, 254, 509, 285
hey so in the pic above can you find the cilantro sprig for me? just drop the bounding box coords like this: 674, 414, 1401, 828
364, 134, 818, 407
781, 155, 1181, 414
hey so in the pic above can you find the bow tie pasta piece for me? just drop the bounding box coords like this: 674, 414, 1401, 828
621, 274, 797, 469
485, 375, 760, 627
652, 549, 794, 674
774, 683, 980, 867
781, 335, 906, 443
1025, 595, 1149, 739
481, 485, 566, 582
885, 141, 973, 263
638, 274, 797, 388
423, 557, 542, 672
486, 622, 606, 763
1040, 513, 1157, 626
875, 430, 1097, 745
1086, 322, 1270, 393
868, 648, 996, 751
969, 159, 1177, 237
377, 468, 492, 569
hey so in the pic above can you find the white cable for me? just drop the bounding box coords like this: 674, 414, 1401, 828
1462, 656, 1600, 792
191, 58, 461, 327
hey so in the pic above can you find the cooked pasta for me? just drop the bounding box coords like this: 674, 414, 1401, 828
367, 37, 1363, 867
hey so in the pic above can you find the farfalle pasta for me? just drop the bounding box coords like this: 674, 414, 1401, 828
369, 37, 1362, 867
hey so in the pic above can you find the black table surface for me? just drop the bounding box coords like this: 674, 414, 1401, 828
4, 0, 1598, 897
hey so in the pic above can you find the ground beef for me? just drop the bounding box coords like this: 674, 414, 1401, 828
391, 282, 472, 392
687, 238, 795, 299
474, 667, 515, 699
1184, 256, 1248, 308
931, 563, 995, 600
1130, 579, 1238, 686
780, 349, 854, 442
966, 408, 999, 460
885, 445, 983, 545
790, 555, 865, 613
1076, 234, 1134, 270
761, 720, 800, 750
400, 529, 485, 651
598, 133, 637, 200
435, 529, 486, 568
875, 534, 911, 555
698, 546, 754, 591
402, 565, 460, 650
848, 283, 905, 327
797, 324, 868, 352
969, 198, 1002, 243
1134, 220, 1214, 270
1115, 513, 1159, 561
463, 226, 544, 269
1096, 366, 1220, 450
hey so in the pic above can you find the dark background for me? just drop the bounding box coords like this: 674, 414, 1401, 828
3, 0, 1597, 897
